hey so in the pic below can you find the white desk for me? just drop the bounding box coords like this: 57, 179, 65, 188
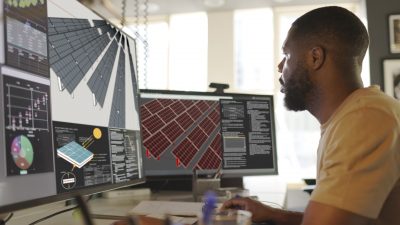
6, 191, 192, 225
5, 177, 290, 225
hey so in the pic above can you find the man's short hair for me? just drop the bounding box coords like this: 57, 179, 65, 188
291, 6, 369, 63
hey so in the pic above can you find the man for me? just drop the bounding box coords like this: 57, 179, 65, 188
222, 6, 400, 225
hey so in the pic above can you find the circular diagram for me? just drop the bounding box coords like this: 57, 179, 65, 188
61, 172, 77, 190
11, 135, 34, 170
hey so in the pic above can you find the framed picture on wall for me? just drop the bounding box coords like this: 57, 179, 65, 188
383, 58, 400, 100
389, 14, 400, 53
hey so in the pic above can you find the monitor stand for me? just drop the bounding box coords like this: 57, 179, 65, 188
220, 177, 244, 189
192, 170, 221, 201
192, 171, 245, 201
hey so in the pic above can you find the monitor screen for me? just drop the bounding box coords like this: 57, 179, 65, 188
0, 0, 144, 213
139, 89, 278, 178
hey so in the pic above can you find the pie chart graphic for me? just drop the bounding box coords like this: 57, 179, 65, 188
11, 135, 34, 170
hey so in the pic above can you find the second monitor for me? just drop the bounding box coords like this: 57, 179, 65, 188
139, 89, 278, 179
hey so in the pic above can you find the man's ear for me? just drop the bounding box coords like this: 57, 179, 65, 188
309, 46, 325, 70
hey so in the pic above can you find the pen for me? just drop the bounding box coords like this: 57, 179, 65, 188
202, 191, 217, 225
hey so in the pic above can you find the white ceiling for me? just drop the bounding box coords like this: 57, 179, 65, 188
83, 0, 361, 21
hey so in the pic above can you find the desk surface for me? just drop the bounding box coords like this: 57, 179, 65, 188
6, 177, 291, 225
6, 191, 193, 225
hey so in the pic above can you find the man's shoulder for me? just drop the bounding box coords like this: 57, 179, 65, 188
341, 86, 400, 118
323, 87, 400, 135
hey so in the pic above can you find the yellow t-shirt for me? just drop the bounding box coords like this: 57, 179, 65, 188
310, 86, 400, 224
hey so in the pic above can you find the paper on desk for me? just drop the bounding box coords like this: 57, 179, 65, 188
146, 214, 198, 225
130, 200, 203, 216
170, 215, 198, 225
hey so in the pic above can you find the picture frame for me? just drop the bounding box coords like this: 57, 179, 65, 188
383, 58, 400, 100
389, 14, 400, 53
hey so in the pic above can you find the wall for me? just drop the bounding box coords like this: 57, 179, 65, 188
366, 0, 400, 87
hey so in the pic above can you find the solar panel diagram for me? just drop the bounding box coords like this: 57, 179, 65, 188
47, 0, 140, 131
53, 122, 112, 193
57, 141, 94, 168
56, 127, 102, 169
140, 98, 223, 170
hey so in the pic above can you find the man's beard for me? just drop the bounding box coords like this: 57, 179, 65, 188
281, 65, 314, 111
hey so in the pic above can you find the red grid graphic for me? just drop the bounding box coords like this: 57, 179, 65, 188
142, 114, 165, 134
197, 147, 221, 169
205, 100, 215, 107
141, 97, 223, 170
188, 127, 208, 149
162, 121, 184, 143
181, 99, 194, 108
158, 107, 177, 123
140, 107, 151, 119
209, 109, 220, 125
176, 113, 194, 130
170, 101, 186, 115
172, 139, 198, 167
143, 131, 172, 158
195, 100, 210, 113
187, 105, 202, 120
210, 133, 222, 157
158, 98, 175, 107
142, 127, 150, 140
199, 117, 216, 134
145, 100, 163, 114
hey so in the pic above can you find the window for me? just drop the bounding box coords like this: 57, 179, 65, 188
129, 12, 208, 91
136, 22, 169, 89
234, 9, 274, 93
169, 13, 208, 91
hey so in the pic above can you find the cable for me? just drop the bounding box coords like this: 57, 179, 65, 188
142, 0, 149, 89
121, 0, 127, 26
130, 0, 149, 89
28, 195, 93, 225
0, 212, 14, 225
134, 0, 139, 29
28, 206, 79, 225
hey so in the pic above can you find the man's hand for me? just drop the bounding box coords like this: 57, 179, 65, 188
222, 197, 304, 225
221, 197, 278, 223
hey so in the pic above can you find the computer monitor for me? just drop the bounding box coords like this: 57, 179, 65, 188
139, 89, 278, 180
0, 0, 144, 213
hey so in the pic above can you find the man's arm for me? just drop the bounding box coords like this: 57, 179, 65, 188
221, 197, 303, 225
264, 201, 373, 225
301, 201, 372, 225
222, 198, 373, 225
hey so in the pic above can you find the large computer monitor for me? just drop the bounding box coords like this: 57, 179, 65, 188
139, 89, 278, 180
0, 0, 144, 213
